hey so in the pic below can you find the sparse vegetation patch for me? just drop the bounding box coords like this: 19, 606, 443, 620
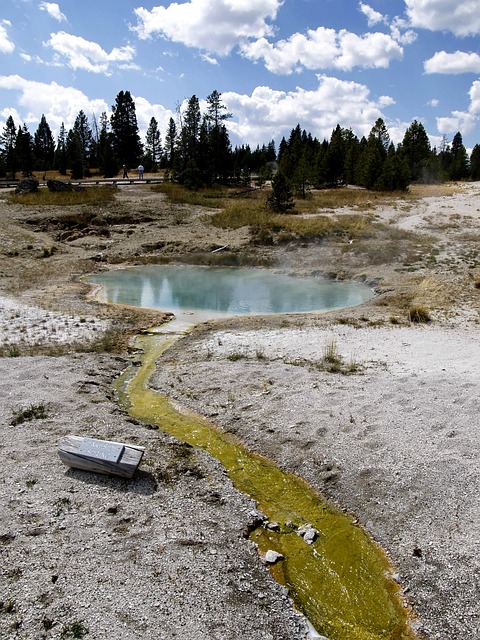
8, 186, 116, 207
408, 305, 432, 323
11, 403, 49, 425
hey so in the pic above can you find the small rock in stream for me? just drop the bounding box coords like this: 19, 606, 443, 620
265, 550, 284, 564
297, 524, 319, 544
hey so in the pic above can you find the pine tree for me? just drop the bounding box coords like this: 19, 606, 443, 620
16, 124, 34, 177
72, 111, 94, 175
267, 171, 295, 212
179, 95, 201, 170
204, 90, 232, 183
266, 140, 276, 163
343, 129, 360, 185
324, 125, 346, 186
1, 116, 17, 179
470, 144, 480, 181
33, 114, 55, 175
97, 112, 117, 178
449, 132, 469, 180
110, 90, 143, 169
66, 128, 85, 179
402, 120, 431, 183
376, 143, 410, 191
54, 123, 68, 175
278, 124, 302, 177
144, 117, 162, 171
164, 117, 177, 169
292, 148, 313, 198
361, 118, 390, 189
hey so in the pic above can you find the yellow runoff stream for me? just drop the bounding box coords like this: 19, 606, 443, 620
115, 329, 417, 640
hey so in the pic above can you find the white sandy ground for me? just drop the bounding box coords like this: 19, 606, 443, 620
1, 182, 480, 639
0, 300, 308, 640
0, 295, 109, 351
150, 321, 480, 639
2, 293, 478, 638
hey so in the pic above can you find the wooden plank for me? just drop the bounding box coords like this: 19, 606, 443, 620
58, 435, 144, 479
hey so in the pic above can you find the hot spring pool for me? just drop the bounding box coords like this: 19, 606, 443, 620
88, 265, 373, 316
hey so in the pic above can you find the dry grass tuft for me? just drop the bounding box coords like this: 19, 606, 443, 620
408, 305, 432, 323
318, 336, 362, 374
8, 187, 116, 207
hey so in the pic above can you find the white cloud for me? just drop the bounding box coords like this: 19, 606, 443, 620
468, 80, 480, 115
0, 20, 15, 54
336, 30, 403, 71
0, 75, 175, 141
424, 51, 480, 74
0, 107, 21, 124
200, 53, 219, 65
132, 95, 175, 138
44, 31, 136, 73
118, 63, 142, 73
431, 79, 480, 141
132, 0, 281, 55
0, 74, 108, 136
405, 0, 480, 36
222, 75, 395, 147
20, 52, 45, 64
39, 2, 67, 22
390, 19, 417, 46
241, 27, 403, 74
359, 3, 386, 26
428, 98, 440, 107
436, 110, 477, 137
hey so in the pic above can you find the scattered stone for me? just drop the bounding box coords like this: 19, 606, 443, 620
266, 521, 281, 531
0, 532, 16, 545
297, 524, 319, 544
15, 178, 38, 195
47, 179, 84, 192
306, 622, 330, 640
243, 510, 267, 537
265, 550, 284, 564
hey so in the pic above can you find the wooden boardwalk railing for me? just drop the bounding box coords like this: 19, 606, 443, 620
0, 177, 164, 189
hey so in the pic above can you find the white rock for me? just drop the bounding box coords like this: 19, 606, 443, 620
265, 550, 284, 564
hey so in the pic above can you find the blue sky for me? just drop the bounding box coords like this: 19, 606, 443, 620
1, 0, 480, 152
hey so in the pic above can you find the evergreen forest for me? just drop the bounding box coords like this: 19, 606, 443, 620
1, 88, 480, 193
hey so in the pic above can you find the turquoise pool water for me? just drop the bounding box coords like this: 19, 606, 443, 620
89, 265, 373, 315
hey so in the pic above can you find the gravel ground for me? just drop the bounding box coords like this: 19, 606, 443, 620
1, 181, 480, 639
0, 345, 308, 640
150, 321, 480, 639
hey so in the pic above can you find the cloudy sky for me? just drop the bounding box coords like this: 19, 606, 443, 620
1, 0, 480, 152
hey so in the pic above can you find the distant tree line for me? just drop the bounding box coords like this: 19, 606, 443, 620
275, 119, 480, 195
1, 88, 480, 191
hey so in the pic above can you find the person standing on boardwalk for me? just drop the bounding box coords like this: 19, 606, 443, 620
137, 164, 144, 180
122, 164, 128, 179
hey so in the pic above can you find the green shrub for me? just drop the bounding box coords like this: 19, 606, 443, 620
227, 352, 246, 361
11, 403, 49, 425
60, 620, 89, 639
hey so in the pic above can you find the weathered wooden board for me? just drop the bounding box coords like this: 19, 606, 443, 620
58, 435, 144, 478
